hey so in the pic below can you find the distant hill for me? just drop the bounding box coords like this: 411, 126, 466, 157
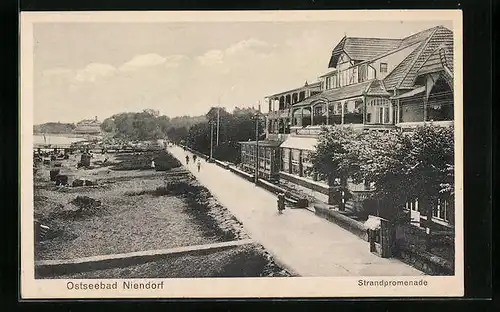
33, 122, 76, 134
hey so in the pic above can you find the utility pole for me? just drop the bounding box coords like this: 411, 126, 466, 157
216, 105, 220, 146
254, 102, 261, 185
210, 122, 214, 161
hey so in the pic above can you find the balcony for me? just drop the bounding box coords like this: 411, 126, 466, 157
267, 133, 290, 141
267, 108, 291, 119
290, 124, 395, 137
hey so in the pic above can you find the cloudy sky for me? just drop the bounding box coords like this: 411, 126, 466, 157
33, 20, 452, 124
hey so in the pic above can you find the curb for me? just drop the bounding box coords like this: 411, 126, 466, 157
36, 239, 254, 277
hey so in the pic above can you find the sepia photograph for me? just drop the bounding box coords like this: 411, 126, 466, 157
20, 10, 463, 298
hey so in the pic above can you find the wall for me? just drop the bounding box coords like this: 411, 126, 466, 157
397, 242, 454, 275
364, 96, 392, 125
280, 171, 329, 196
314, 204, 369, 241
370, 43, 421, 80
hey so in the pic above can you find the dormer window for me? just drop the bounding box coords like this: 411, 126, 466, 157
380, 63, 388, 73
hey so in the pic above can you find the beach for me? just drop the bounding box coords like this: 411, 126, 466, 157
33, 147, 290, 278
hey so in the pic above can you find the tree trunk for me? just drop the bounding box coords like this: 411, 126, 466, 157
327, 176, 338, 206
339, 176, 348, 211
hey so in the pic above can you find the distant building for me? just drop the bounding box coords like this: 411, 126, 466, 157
74, 116, 102, 134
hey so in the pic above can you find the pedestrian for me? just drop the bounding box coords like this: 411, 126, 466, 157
185, 154, 190, 165
193, 154, 197, 163
197, 159, 201, 172
277, 193, 285, 214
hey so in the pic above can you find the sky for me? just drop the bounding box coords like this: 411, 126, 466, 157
33, 20, 453, 124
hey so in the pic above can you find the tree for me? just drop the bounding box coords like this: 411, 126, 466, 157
311, 124, 454, 221
100, 118, 116, 133
310, 126, 357, 208
354, 125, 454, 221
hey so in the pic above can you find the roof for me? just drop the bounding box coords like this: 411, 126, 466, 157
399, 26, 440, 47
329, 37, 401, 67
416, 44, 454, 77
390, 86, 425, 99
280, 136, 318, 151
365, 79, 391, 96
293, 80, 374, 107
289, 92, 325, 107
383, 26, 453, 90
266, 82, 321, 99
239, 140, 282, 147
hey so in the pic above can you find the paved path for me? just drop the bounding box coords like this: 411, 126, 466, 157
169, 146, 423, 277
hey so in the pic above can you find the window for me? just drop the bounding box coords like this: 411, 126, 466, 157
352, 66, 358, 83
282, 148, 290, 172
367, 98, 391, 124
380, 63, 388, 73
433, 198, 450, 222
384, 107, 390, 123
332, 73, 338, 88
301, 151, 314, 178
291, 149, 301, 175
377, 107, 384, 124
375, 107, 390, 124
359, 64, 367, 82
366, 113, 372, 123
325, 77, 330, 90
335, 102, 342, 115
344, 99, 363, 124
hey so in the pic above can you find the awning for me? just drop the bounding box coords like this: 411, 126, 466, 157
280, 136, 318, 151
391, 86, 425, 99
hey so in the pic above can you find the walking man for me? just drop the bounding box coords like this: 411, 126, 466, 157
185, 154, 190, 165
277, 193, 286, 214
197, 159, 201, 172
193, 154, 197, 163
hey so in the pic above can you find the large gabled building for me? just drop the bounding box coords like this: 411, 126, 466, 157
240, 25, 455, 227
73, 116, 102, 134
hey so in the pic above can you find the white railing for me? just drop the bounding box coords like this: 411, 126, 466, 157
396, 120, 454, 129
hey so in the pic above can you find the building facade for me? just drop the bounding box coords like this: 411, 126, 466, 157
240, 25, 455, 227
74, 116, 102, 134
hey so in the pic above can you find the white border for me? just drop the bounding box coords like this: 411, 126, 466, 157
20, 10, 464, 299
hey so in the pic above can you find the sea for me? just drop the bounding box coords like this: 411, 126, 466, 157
33, 134, 88, 146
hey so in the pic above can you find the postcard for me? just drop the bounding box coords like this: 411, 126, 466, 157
20, 9, 463, 298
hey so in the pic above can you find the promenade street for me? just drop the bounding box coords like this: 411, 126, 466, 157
169, 145, 424, 277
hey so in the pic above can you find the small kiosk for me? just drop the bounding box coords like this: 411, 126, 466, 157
365, 215, 393, 258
